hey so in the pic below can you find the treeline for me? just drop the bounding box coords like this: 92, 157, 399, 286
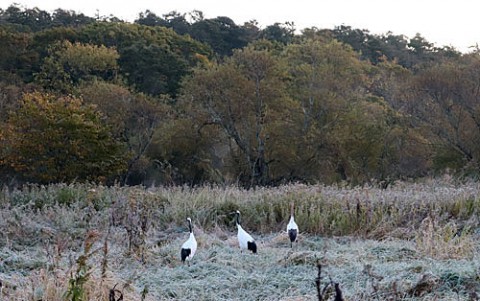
1, 4, 479, 187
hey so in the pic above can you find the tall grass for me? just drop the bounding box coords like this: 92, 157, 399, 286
9, 179, 480, 235
2, 179, 480, 249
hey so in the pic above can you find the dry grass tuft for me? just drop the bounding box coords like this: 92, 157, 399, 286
264, 232, 290, 247
415, 216, 476, 259
280, 250, 322, 266
406, 273, 440, 297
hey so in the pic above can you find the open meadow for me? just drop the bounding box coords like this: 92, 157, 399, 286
1, 178, 480, 300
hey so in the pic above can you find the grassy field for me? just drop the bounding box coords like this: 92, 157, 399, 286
1, 178, 480, 300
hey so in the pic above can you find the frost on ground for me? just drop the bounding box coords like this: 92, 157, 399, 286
2, 231, 480, 300
112, 233, 480, 300
0, 181, 480, 300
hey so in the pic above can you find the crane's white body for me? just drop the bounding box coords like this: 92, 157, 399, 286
237, 224, 254, 250
181, 232, 197, 260
287, 215, 298, 233
181, 218, 197, 264
287, 203, 299, 247
235, 210, 257, 253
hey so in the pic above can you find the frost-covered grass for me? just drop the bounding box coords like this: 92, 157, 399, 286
1, 178, 480, 300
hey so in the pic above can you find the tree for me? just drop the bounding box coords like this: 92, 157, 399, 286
147, 116, 218, 185
189, 16, 250, 56
0, 92, 127, 184
261, 22, 295, 44
118, 42, 188, 96
367, 59, 432, 180
35, 41, 119, 93
284, 39, 371, 181
51, 9, 95, 28
411, 54, 480, 177
0, 27, 38, 82
77, 81, 167, 185
180, 46, 295, 186
1, 5, 52, 31
283, 38, 426, 183
151, 11, 191, 35
329, 26, 459, 68
74, 22, 212, 96
135, 10, 168, 27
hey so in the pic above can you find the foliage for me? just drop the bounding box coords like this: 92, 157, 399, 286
410, 54, 480, 178
261, 22, 295, 44
135, 10, 259, 57
35, 41, 119, 93
179, 45, 296, 186
0, 92, 127, 184
331, 25, 461, 67
77, 81, 170, 185
76, 22, 213, 96
1, 5, 52, 32
1, 3, 480, 186
0, 4, 94, 31
189, 16, 253, 57
118, 41, 188, 96
282, 39, 415, 183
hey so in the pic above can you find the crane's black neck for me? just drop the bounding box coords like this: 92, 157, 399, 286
236, 212, 241, 226
188, 219, 193, 233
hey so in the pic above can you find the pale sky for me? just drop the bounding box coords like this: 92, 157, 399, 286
2, 0, 480, 53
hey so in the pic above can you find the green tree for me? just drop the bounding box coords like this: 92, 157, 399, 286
180, 46, 295, 186
51, 8, 95, 27
35, 41, 119, 93
135, 10, 168, 27
1, 5, 52, 31
78, 81, 167, 185
161, 11, 191, 35
261, 22, 295, 45
330, 26, 460, 68
75, 22, 212, 96
285, 39, 370, 181
283, 38, 425, 184
147, 117, 218, 185
118, 42, 188, 96
0, 27, 38, 82
189, 16, 250, 56
0, 92, 127, 184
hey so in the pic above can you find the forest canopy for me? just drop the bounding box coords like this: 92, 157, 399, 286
1, 4, 479, 187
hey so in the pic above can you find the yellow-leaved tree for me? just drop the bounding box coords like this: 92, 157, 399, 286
35, 41, 119, 93
0, 92, 127, 184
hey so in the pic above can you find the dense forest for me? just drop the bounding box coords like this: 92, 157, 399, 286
1, 4, 479, 187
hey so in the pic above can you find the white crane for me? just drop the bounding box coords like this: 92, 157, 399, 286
180, 217, 197, 266
235, 210, 257, 254
287, 203, 298, 248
